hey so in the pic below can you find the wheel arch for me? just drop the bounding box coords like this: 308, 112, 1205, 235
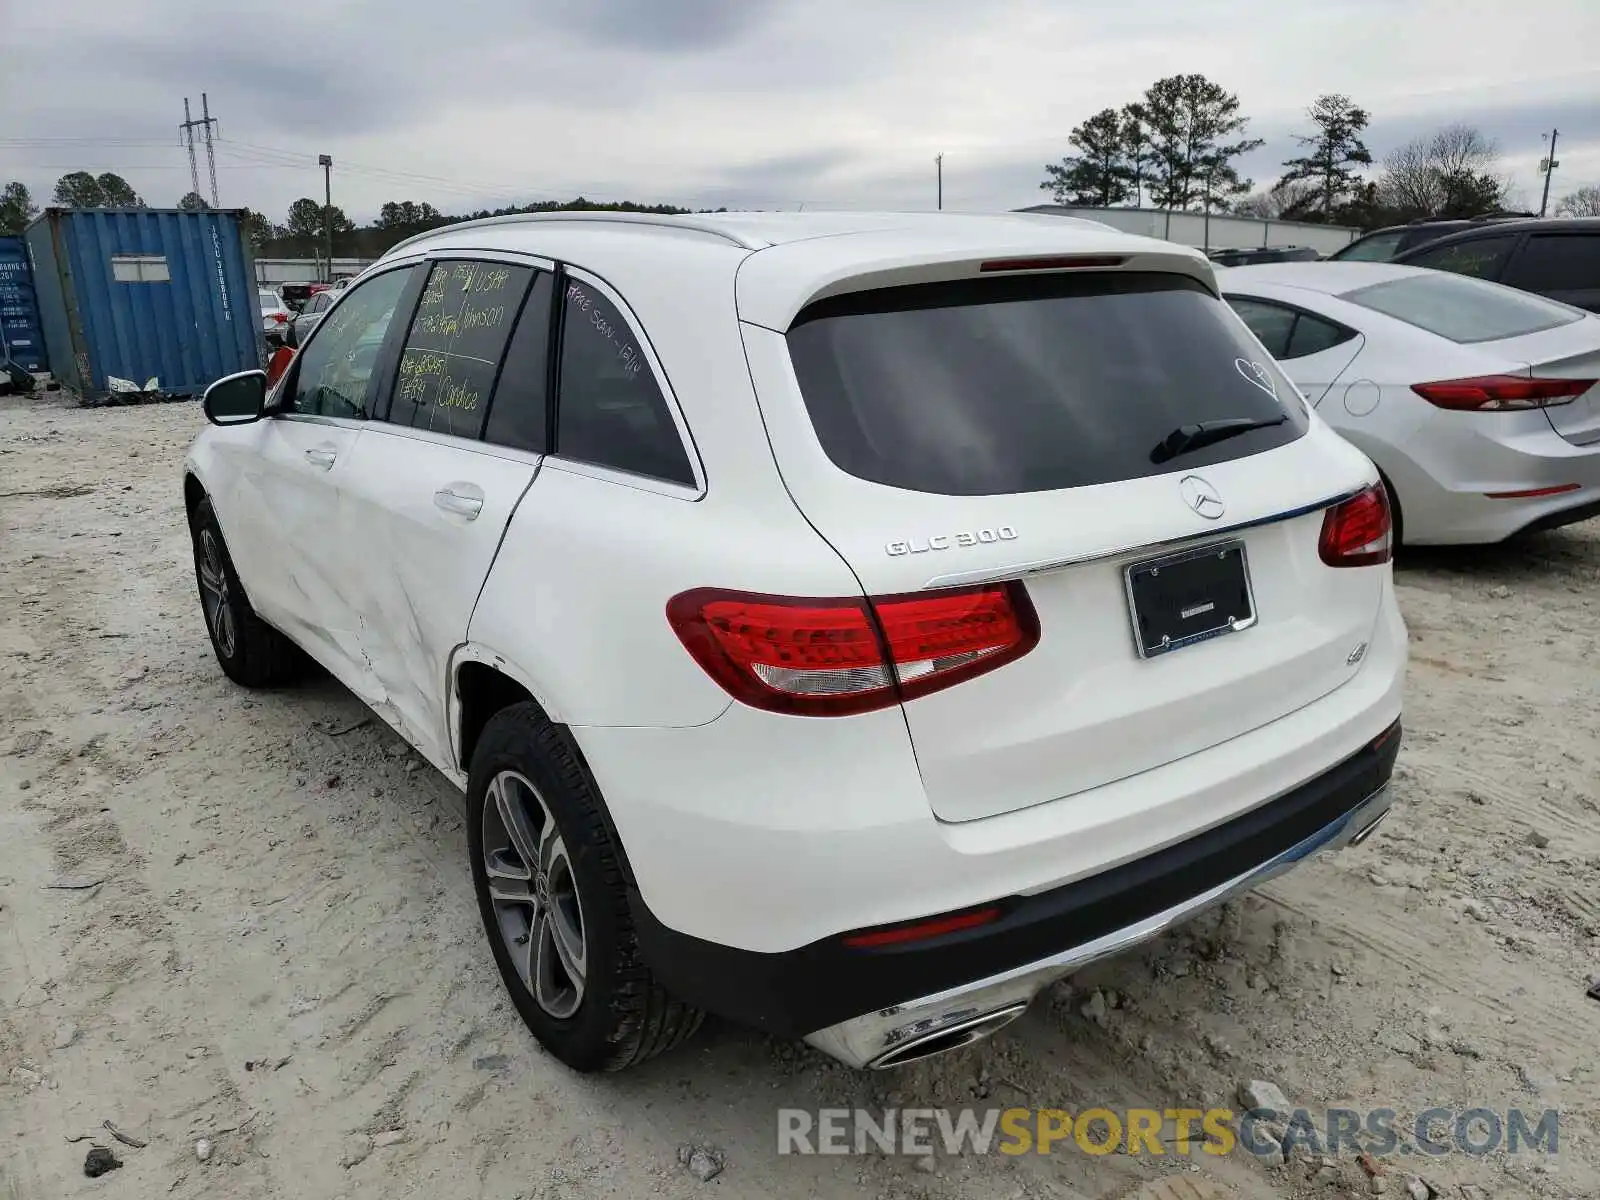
451, 647, 639, 888
183, 470, 207, 519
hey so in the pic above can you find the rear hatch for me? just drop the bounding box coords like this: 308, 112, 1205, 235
1340, 272, 1600, 445
740, 261, 1388, 823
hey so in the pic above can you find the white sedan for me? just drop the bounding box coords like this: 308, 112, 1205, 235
1219, 262, 1600, 545
257, 290, 291, 339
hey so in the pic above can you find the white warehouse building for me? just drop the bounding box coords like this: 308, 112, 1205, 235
1016, 204, 1363, 257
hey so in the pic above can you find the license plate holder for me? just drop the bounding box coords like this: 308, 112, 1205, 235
1125, 539, 1256, 659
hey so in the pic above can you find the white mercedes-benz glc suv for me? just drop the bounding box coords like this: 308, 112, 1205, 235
183, 211, 1405, 1072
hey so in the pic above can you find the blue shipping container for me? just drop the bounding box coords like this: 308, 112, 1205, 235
0, 235, 49, 373
25, 208, 261, 398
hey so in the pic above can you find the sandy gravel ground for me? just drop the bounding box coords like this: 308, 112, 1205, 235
2, 392, 1596, 1200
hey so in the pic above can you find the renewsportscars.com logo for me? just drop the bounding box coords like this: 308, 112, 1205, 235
777, 1107, 1560, 1159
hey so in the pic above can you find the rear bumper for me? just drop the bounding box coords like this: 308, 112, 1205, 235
629, 719, 1400, 1054
1355, 412, 1600, 544
575, 582, 1406, 957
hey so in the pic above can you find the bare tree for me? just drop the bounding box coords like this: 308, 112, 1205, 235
1377, 125, 1510, 220
1556, 185, 1600, 217
1235, 180, 1317, 219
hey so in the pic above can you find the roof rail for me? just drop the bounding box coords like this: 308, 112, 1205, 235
385, 210, 768, 256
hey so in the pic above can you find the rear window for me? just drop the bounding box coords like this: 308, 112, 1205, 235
1341, 272, 1583, 344
786, 272, 1308, 496
258, 292, 278, 308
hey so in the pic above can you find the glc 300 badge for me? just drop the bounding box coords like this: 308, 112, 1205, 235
886, 526, 1018, 556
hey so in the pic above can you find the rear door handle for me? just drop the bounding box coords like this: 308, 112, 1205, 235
434, 486, 484, 520
304, 446, 337, 470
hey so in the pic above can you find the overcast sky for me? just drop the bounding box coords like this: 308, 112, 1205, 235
4, 0, 1597, 225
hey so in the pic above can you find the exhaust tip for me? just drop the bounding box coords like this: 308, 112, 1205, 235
868, 1002, 1029, 1070
1350, 808, 1390, 846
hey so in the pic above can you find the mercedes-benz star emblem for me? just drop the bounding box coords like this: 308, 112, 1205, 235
1179, 475, 1225, 520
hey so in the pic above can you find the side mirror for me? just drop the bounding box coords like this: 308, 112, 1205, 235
283, 321, 300, 350
203, 370, 268, 426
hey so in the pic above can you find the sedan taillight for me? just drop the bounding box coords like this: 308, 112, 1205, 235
1411, 375, 1593, 411
666, 583, 1040, 716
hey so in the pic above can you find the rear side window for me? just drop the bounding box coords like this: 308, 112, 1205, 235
1333, 231, 1405, 262
1504, 233, 1600, 292
482, 272, 554, 453
1228, 297, 1357, 361
1228, 298, 1295, 357
1343, 272, 1583, 344
786, 272, 1309, 497
1404, 234, 1518, 279
1286, 312, 1356, 358
387, 260, 534, 439
555, 279, 694, 485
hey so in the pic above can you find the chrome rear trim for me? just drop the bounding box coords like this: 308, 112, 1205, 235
804, 782, 1391, 1069
920, 484, 1369, 590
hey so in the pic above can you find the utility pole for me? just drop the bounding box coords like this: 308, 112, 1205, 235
179, 97, 221, 206
180, 98, 202, 202
318, 155, 334, 283
200, 92, 220, 206
935, 154, 943, 211
1538, 129, 1560, 217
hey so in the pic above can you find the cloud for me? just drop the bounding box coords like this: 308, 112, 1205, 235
4, 0, 1596, 223
536, 0, 773, 51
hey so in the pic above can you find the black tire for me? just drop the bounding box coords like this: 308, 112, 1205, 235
189, 496, 304, 687
467, 702, 703, 1072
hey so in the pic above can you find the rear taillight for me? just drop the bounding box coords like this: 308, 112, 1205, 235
1319, 485, 1392, 568
666, 583, 1040, 717
1410, 375, 1593, 411
272, 312, 288, 323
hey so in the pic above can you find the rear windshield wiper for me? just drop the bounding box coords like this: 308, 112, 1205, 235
1150, 415, 1288, 465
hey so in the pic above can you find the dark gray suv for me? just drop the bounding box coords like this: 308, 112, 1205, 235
1391, 218, 1600, 313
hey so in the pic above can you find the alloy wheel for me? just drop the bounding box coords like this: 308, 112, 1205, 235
197, 530, 237, 659
482, 769, 587, 1019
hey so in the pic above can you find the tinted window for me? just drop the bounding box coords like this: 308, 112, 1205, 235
556, 279, 694, 485
287, 267, 414, 418
1286, 312, 1356, 358
483, 272, 554, 453
1228, 298, 1295, 357
1504, 233, 1600, 292
1343, 272, 1583, 344
786, 272, 1309, 497
258, 292, 278, 310
1333, 231, 1405, 262
1404, 235, 1517, 279
387, 260, 533, 440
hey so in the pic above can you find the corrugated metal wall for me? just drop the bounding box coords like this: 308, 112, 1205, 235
24, 208, 262, 398
0, 236, 49, 373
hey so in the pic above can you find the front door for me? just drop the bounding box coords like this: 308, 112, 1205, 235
225, 264, 420, 680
